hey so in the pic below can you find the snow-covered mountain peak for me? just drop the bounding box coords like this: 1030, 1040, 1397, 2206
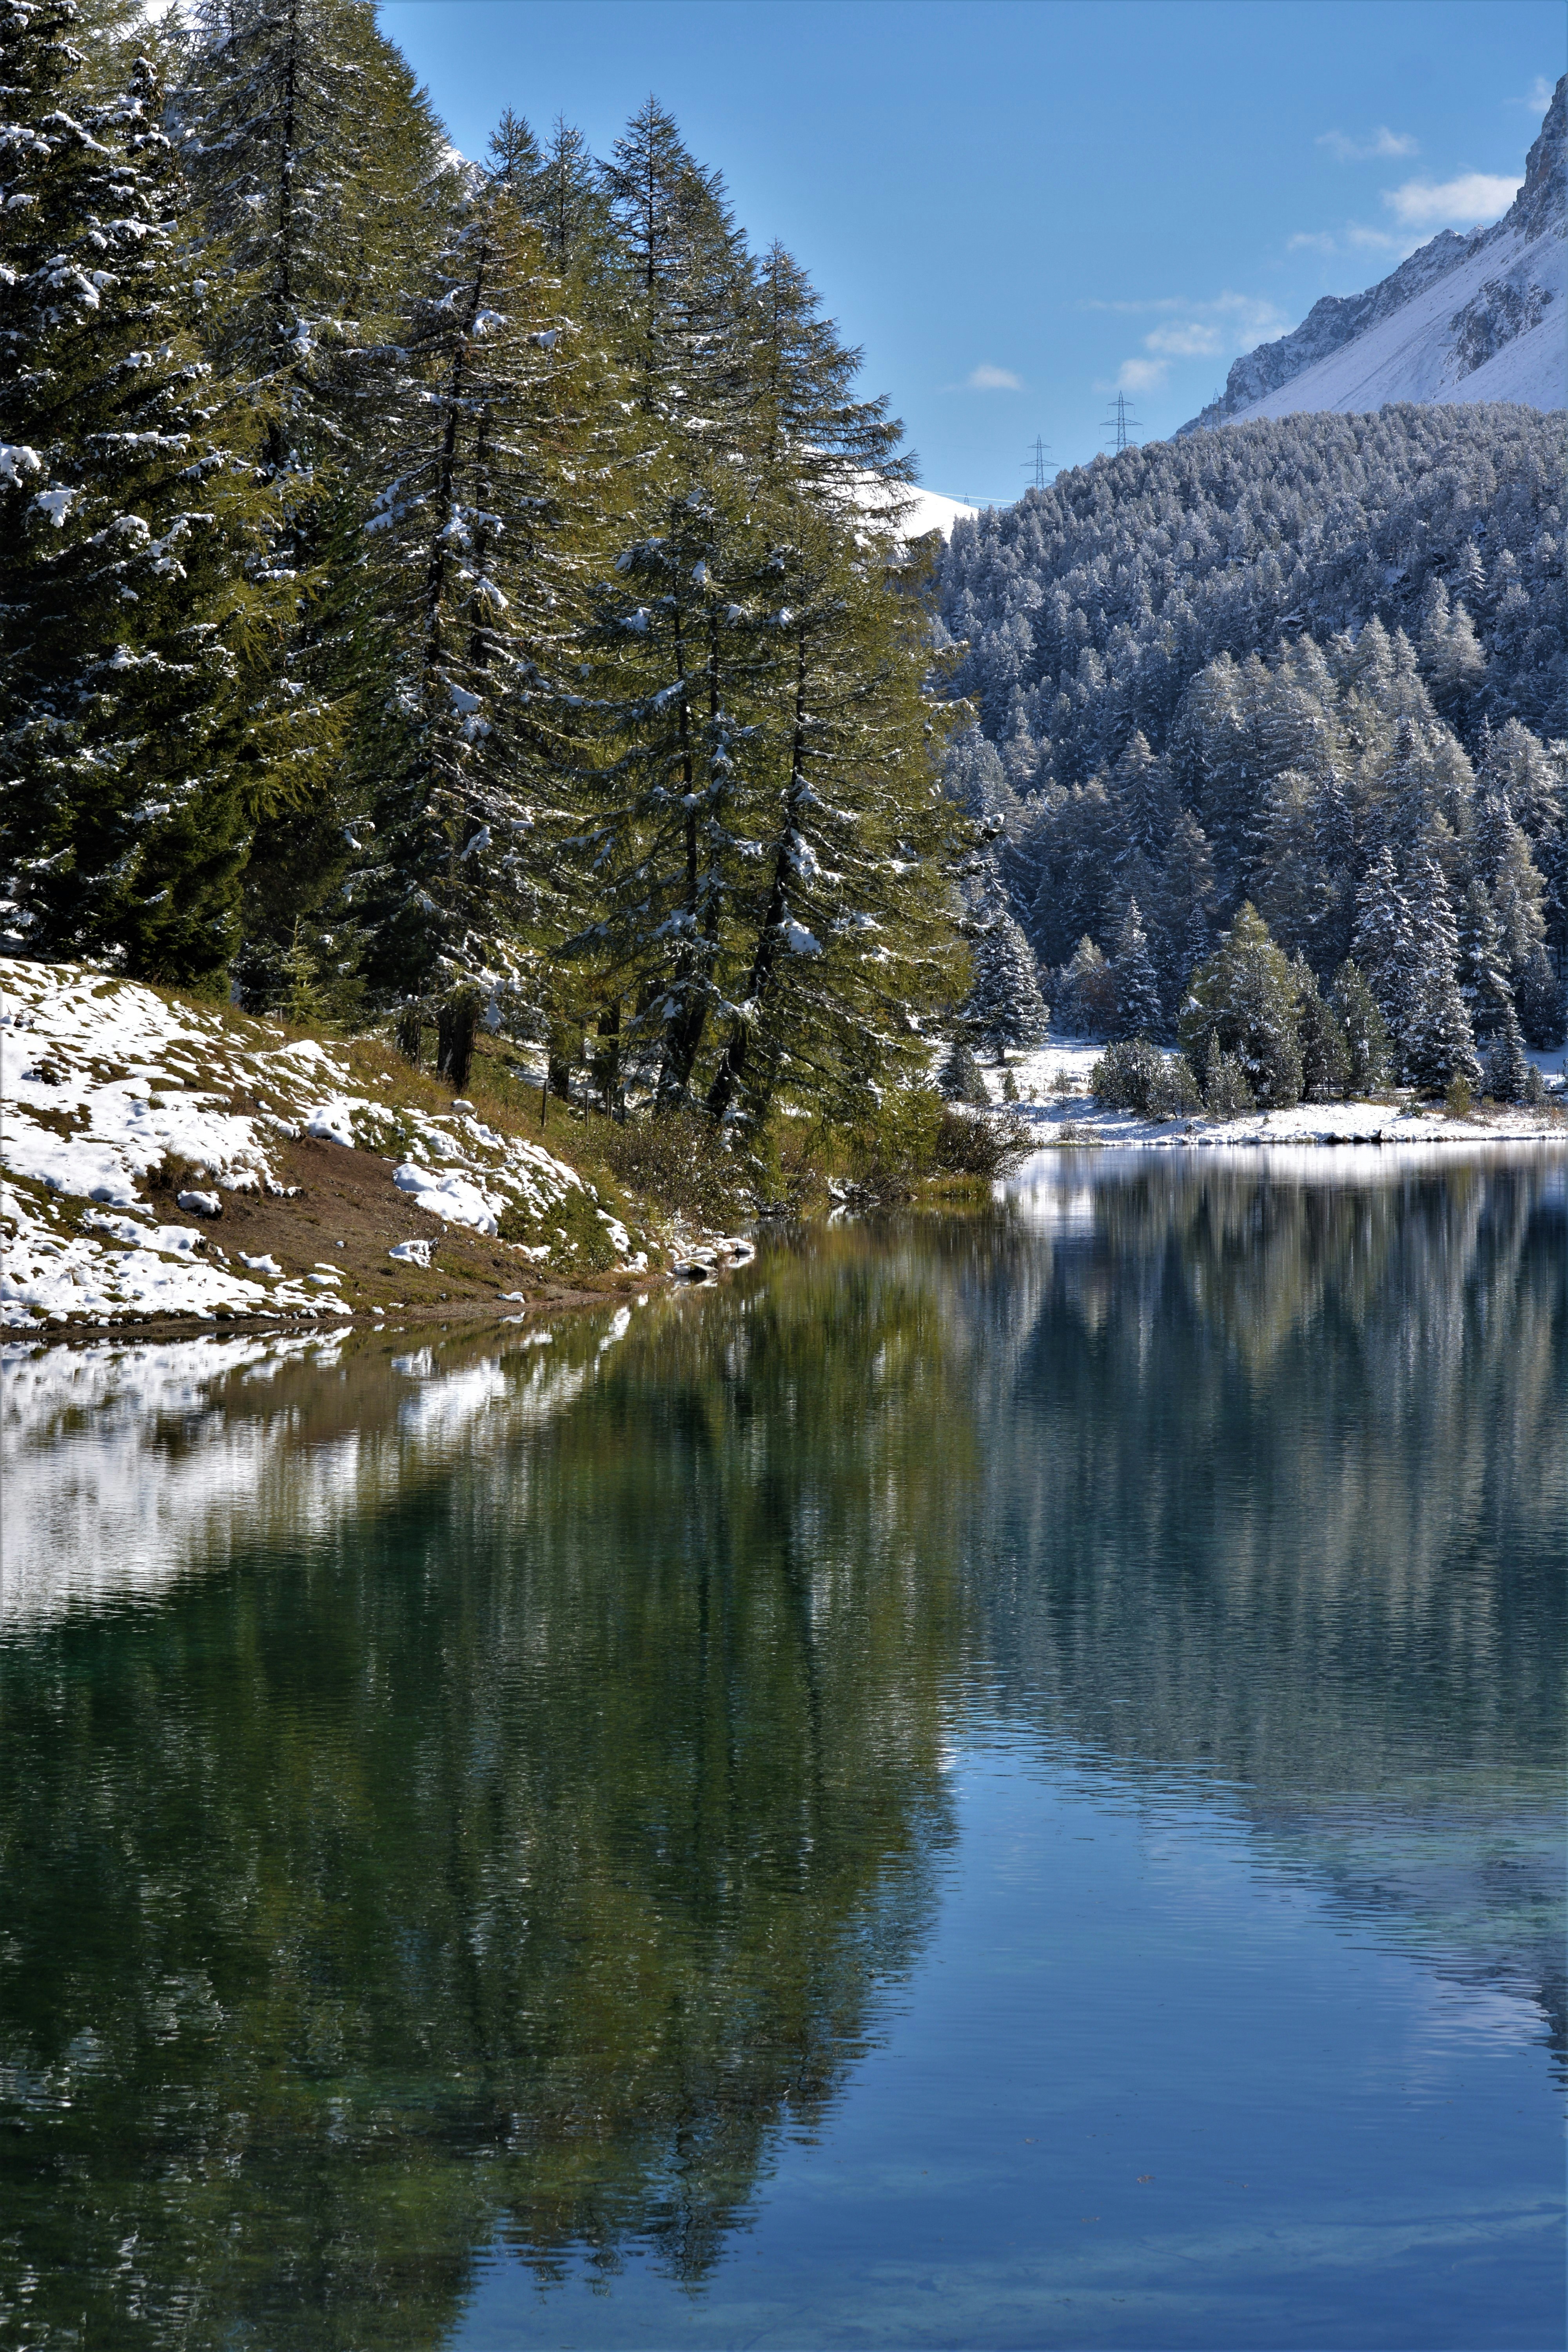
1179, 76, 1565, 432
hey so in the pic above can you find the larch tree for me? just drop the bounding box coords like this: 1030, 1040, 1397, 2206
567, 101, 762, 1103
1454, 879, 1515, 1043
177, 0, 458, 1002
1485, 996, 1532, 1102
1329, 960, 1392, 1095
1294, 958, 1350, 1102
349, 180, 589, 1030
1178, 903, 1303, 1109
0, 1, 280, 984
1350, 846, 1417, 1036
697, 512, 966, 1123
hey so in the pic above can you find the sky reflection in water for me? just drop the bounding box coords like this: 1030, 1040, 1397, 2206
0, 1149, 1563, 2350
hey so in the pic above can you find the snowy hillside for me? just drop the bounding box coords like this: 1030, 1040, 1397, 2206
901, 486, 980, 539
0, 962, 652, 1332
855, 476, 977, 540
1181, 77, 1565, 430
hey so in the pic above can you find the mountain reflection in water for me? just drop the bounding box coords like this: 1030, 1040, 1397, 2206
0, 1148, 1562, 2350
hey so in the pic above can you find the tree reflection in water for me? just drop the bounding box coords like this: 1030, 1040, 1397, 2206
0, 1152, 1561, 2347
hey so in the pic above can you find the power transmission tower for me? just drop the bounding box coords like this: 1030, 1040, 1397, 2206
1022, 435, 1054, 491
1102, 391, 1141, 454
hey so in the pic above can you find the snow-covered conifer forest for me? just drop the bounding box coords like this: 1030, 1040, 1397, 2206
3, 0, 1564, 1142
939, 401, 1568, 1087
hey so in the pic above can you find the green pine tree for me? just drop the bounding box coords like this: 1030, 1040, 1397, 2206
1328, 960, 1392, 1096
1485, 998, 1531, 1103
1293, 956, 1350, 1102
0, 6, 278, 985
350, 180, 590, 1022
699, 510, 967, 1125
1178, 902, 1303, 1108
179, 0, 459, 998
1109, 895, 1163, 1041
1455, 879, 1515, 1042
1401, 862, 1482, 1095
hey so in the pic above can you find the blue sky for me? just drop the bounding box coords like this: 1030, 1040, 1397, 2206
379, 0, 1563, 499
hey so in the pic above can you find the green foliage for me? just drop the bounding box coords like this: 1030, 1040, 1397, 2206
1089, 1037, 1202, 1119
1201, 1031, 1256, 1117
1089, 1037, 1162, 1111
594, 1108, 750, 1229
1148, 1053, 1204, 1118
1178, 902, 1303, 1108
4, 36, 969, 1123
965, 906, 1047, 1057
0, 8, 278, 982
937, 1037, 990, 1105
1329, 960, 1392, 1095
1401, 861, 1482, 1096
1295, 958, 1352, 1102
1108, 895, 1163, 1041
554, 1184, 619, 1272
835, 1083, 1032, 1196
279, 919, 323, 1027
1485, 1000, 1532, 1103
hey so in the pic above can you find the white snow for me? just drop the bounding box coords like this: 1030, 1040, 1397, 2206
0, 959, 637, 1330
980, 1037, 1568, 1150
897, 486, 980, 540
1224, 221, 1566, 422
853, 475, 978, 542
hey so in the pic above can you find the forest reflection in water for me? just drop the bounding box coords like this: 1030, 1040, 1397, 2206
0, 1147, 1562, 2350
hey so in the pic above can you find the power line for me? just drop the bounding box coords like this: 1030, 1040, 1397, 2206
1022, 435, 1054, 491
1102, 391, 1141, 454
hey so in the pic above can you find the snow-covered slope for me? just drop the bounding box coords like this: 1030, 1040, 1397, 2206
854, 475, 976, 541
900, 486, 979, 539
0, 961, 641, 1330
1180, 77, 1564, 430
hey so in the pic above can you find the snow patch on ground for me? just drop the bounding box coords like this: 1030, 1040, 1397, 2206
0, 960, 627, 1330
978, 1036, 1568, 1149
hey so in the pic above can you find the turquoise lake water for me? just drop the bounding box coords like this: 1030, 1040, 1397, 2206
1, 1148, 1563, 2349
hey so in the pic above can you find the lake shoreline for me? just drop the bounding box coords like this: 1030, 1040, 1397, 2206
978, 1035, 1568, 1152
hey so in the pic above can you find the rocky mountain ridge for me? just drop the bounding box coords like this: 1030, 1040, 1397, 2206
1180, 77, 1564, 430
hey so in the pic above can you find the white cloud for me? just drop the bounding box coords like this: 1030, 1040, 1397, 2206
964, 363, 1024, 392
1318, 126, 1419, 162
1383, 171, 1521, 229
1116, 358, 1168, 394
1099, 291, 1290, 396
1509, 75, 1556, 111
1145, 320, 1224, 358
1290, 219, 1423, 258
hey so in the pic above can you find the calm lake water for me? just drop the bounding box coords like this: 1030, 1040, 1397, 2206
2, 1149, 1563, 2352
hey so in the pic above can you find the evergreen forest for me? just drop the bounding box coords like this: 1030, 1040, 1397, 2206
940, 407, 1568, 1100
0, 0, 963, 1134
4, 0, 1564, 1140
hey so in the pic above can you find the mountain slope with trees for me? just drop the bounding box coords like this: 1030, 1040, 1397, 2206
939, 402, 1566, 1096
